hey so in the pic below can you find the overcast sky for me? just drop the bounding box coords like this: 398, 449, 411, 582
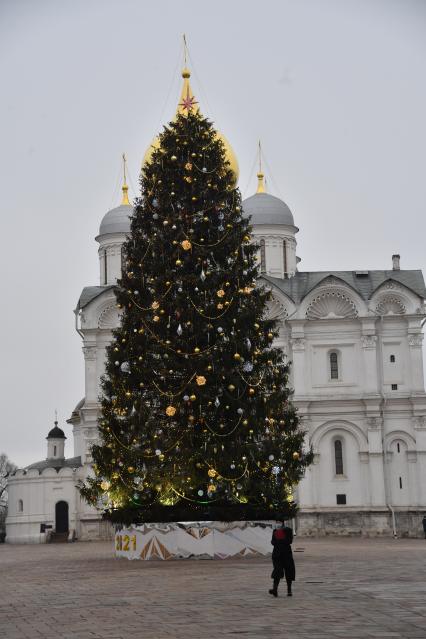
1, 0, 426, 468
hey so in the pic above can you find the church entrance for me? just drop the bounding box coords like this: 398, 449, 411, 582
55, 501, 69, 533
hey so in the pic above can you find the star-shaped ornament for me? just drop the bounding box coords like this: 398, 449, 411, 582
180, 87, 198, 113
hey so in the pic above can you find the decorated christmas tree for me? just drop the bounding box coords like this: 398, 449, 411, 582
80, 67, 312, 523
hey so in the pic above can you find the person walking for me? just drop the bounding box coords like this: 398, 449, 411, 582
422, 515, 426, 539
269, 521, 295, 598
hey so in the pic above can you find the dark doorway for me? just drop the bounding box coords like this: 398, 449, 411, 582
55, 501, 69, 533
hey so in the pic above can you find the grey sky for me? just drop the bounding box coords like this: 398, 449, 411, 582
1, 0, 425, 468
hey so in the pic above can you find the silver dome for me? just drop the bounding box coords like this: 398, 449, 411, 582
242, 192, 295, 227
98, 204, 132, 236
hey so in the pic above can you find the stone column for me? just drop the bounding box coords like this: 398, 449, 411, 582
408, 334, 424, 393
367, 417, 386, 506
407, 451, 418, 506
361, 320, 379, 394
413, 416, 426, 506
297, 431, 314, 507
310, 453, 320, 507
290, 332, 306, 396
83, 345, 98, 404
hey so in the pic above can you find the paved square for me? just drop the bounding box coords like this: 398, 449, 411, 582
0, 538, 425, 639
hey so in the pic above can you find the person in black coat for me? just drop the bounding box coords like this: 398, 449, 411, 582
269, 522, 295, 598
422, 515, 426, 539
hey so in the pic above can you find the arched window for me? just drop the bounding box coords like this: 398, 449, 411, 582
334, 439, 344, 475
103, 249, 108, 285
283, 240, 287, 277
390, 355, 395, 363
18, 499, 23, 513
53, 445, 57, 456
330, 351, 339, 380
260, 239, 266, 273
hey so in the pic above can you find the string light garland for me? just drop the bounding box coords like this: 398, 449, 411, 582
79, 85, 313, 523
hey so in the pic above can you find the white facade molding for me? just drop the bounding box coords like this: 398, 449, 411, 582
408, 334, 423, 348
361, 335, 377, 349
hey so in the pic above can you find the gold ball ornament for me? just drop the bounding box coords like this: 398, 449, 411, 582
128, 466, 135, 473
293, 452, 300, 460
249, 388, 255, 395
267, 333, 274, 339
190, 394, 197, 401
166, 406, 177, 416
175, 259, 182, 266
171, 155, 177, 162
208, 468, 217, 478
228, 384, 236, 391
196, 375, 206, 386
181, 240, 192, 251
194, 347, 200, 353
153, 315, 160, 322
233, 353, 241, 360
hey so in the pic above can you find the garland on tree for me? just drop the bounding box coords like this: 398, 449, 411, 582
80, 108, 313, 523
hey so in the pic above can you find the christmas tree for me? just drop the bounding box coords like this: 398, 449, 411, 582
80, 68, 312, 523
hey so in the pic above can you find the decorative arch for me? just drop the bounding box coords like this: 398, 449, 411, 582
370, 280, 420, 315
98, 305, 120, 329
311, 420, 368, 453
375, 296, 406, 315
385, 430, 416, 452
306, 291, 358, 320
265, 296, 289, 321
259, 282, 295, 320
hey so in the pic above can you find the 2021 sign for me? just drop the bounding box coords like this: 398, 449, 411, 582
115, 534, 137, 552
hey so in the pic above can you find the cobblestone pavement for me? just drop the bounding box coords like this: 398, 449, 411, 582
0, 538, 425, 639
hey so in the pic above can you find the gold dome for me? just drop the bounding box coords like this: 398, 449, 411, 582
142, 67, 239, 186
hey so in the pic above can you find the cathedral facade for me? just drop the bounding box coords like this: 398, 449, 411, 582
6, 70, 426, 543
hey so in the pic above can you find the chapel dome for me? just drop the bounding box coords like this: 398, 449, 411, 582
98, 203, 132, 237
242, 192, 295, 227
47, 424, 66, 439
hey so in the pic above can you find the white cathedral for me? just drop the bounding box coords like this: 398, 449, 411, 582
6, 67, 426, 543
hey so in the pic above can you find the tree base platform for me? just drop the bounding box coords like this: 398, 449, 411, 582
114, 520, 279, 560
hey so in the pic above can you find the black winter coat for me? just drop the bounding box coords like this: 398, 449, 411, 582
271, 526, 296, 582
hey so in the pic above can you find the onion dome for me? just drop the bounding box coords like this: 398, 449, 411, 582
98, 154, 132, 237
47, 421, 66, 439
243, 165, 295, 227
142, 66, 239, 187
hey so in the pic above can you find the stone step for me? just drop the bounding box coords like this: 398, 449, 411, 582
50, 532, 69, 543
